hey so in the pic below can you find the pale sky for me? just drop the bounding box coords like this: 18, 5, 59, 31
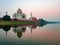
0, 0, 60, 21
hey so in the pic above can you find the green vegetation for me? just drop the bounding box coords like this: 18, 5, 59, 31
0, 21, 37, 26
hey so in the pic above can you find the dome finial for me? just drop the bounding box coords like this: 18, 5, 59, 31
17, 8, 22, 14
6, 11, 8, 15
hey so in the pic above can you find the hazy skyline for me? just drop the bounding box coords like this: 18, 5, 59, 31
0, 0, 60, 21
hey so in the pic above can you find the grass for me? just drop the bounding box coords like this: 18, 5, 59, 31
0, 21, 37, 26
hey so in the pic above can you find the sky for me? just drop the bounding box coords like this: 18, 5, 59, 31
0, 0, 60, 21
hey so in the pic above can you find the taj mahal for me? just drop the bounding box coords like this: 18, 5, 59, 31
13, 8, 26, 20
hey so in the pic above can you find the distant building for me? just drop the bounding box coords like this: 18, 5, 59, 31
31, 17, 38, 22
29, 12, 38, 22
2, 12, 11, 21
13, 8, 26, 20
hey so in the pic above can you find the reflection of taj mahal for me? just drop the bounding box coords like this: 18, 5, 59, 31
13, 8, 26, 20
13, 26, 26, 38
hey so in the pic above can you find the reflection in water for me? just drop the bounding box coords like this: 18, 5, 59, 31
13, 26, 26, 38
2, 26, 11, 35
0, 22, 60, 45
39, 22, 47, 27
29, 25, 37, 33
0, 23, 47, 38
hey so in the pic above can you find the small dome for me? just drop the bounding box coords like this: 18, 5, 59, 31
22, 13, 26, 18
17, 8, 22, 14
2, 12, 11, 21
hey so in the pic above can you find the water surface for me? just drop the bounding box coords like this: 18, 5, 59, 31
0, 23, 60, 45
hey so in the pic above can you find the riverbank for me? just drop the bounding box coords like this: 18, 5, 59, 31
0, 21, 38, 26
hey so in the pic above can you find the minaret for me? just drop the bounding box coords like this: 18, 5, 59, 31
31, 12, 32, 20
6, 11, 8, 15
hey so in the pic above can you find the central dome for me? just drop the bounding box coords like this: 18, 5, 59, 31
17, 8, 22, 14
